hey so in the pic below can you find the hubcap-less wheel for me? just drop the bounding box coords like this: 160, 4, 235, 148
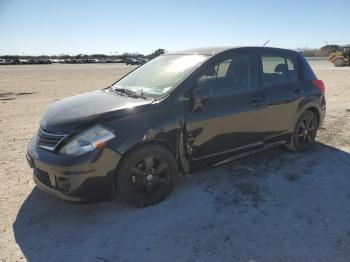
117, 145, 177, 207
297, 117, 316, 146
286, 111, 318, 151
334, 58, 344, 67
128, 155, 171, 199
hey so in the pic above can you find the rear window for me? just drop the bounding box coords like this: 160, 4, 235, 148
262, 55, 288, 87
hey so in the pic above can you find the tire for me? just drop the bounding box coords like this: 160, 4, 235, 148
334, 58, 345, 67
286, 111, 318, 152
116, 144, 178, 207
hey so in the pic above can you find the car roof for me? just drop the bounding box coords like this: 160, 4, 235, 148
167, 46, 234, 56
166, 46, 300, 56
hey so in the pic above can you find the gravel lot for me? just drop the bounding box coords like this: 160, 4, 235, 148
0, 61, 349, 262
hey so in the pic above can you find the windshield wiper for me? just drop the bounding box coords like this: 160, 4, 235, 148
112, 88, 147, 100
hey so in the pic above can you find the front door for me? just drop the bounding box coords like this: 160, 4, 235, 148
185, 52, 266, 163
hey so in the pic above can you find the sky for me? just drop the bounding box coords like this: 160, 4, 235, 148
0, 0, 349, 56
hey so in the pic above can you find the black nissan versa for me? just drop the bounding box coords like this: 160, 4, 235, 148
26, 47, 326, 207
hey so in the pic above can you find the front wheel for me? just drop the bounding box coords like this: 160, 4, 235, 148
334, 58, 345, 67
286, 111, 318, 152
116, 144, 178, 207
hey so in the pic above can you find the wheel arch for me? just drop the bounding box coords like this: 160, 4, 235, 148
305, 106, 320, 126
293, 99, 322, 130
118, 139, 178, 165
112, 131, 188, 192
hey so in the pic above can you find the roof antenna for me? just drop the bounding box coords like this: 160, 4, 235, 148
262, 40, 270, 47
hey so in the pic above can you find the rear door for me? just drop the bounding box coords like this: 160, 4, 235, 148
259, 52, 303, 143
185, 51, 267, 162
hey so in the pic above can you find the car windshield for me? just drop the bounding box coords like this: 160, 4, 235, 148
112, 54, 207, 99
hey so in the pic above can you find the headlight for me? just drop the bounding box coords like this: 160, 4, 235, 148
59, 125, 115, 156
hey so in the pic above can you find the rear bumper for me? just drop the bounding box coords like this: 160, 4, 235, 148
26, 136, 122, 202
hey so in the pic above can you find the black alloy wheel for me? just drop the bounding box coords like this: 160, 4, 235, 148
297, 117, 316, 146
117, 144, 177, 207
286, 111, 318, 151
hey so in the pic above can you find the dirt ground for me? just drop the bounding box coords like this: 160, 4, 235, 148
0, 61, 349, 262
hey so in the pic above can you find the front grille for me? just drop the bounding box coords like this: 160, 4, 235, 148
37, 128, 68, 151
34, 168, 51, 187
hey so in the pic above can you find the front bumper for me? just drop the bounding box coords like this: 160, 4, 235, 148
26, 135, 121, 202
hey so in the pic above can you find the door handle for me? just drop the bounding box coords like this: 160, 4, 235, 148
251, 100, 262, 107
294, 89, 302, 96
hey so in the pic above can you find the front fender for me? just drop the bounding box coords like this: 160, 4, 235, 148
105, 104, 185, 159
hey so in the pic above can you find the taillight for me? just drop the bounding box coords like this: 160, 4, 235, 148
312, 79, 325, 92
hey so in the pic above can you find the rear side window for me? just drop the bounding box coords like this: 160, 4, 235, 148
197, 53, 258, 96
286, 56, 299, 82
261, 55, 288, 87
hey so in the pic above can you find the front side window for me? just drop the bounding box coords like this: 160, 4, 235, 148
198, 59, 232, 84
196, 53, 258, 96
112, 54, 207, 98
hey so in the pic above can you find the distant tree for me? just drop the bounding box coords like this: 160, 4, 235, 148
297, 47, 318, 57
296, 46, 341, 57
117, 52, 144, 59
90, 54, 108, 58
154, 48, 165, 56
58, 54, 70, 59
74, 54, 89, 59
147, 48, 166, 59
321, 44, 341, 52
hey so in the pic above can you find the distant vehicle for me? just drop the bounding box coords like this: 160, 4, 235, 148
19, 59, 30, 64
26, 46, 326, 207
88, 59, 99, 63
76, 59, 88, 64
328, 45, 350, 67
50, 59, 60, 63
125, 58, 144, 65
63, 59, 78, 64
37, 59, 52, 64
0, 59, 11, 65
103, 59, 122, 63
137, 58, 149, 65
11, 58, 20, 65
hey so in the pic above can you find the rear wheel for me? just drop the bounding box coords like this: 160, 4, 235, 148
286, 111, 318, 152
334, 58, 345, 67
116, 144, 178, 207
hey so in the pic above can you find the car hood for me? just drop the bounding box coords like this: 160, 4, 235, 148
40, 89, 153, 132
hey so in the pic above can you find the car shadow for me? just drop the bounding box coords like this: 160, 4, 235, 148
13, 142, 350, 262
